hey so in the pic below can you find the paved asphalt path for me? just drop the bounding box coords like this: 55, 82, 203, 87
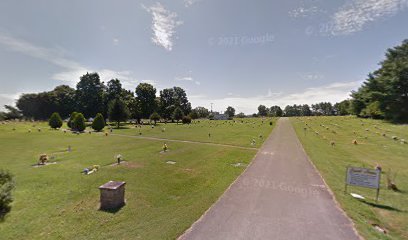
179, 118, 360, 240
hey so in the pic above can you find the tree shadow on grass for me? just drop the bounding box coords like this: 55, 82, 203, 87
359, 199, 403, 212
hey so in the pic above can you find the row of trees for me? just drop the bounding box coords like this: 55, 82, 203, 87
257, 105, 284, 117
256, 101, 352, 117
13, 73, 197, 122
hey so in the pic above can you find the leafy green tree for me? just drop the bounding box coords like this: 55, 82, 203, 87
106, 79, 123, 103
158, 88, 176, 120
351, 39, 408, 122
16, 93, 45, 120
51, 85, 76, 118
16, 86, 75, 120
334, 100, 351, 116
193, 106, 209, 118
361, 101, 384, 119
92, 113, 105, 131
311, 102, 334, 116
189, 110, 199, 119
172, 107, 184, 124
73, 113, 86, 132
236, 112, 246, 118
300, 104, 312, 116
0, 169, 15, 221
258, 105, 268, 116
172, 87, 192, 115
2, 105, 22, 120
108, 98, 130, 128
129, 99, 143, 124
269, 106, 283, 117
135, 83, 157, 119
150, 112, 161, 125
48, 112, 63, 129
76, 73, 105, 118
224, 106, 236, 118
284, 105, 300, 117
121, 89, 136, 115
159, 87, 192, 119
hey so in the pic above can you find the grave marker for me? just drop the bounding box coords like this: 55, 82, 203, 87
99, 181, 126, 210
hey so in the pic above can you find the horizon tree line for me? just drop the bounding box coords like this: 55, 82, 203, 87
4, 72, 203, 123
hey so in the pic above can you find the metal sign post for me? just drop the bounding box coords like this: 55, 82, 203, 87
345, 166, 381, 203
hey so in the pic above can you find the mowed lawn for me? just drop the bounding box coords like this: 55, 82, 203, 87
291, 116, 408, 240
0, 118, 275, 240
107, 118, 275, 148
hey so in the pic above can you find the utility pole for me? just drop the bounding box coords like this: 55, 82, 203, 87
211, 103, 213, 113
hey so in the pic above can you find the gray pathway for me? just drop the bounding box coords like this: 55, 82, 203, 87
179, 118, 360, 240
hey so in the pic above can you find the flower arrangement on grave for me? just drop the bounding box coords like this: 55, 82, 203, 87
38, 154, 49, 165
82, 165, 100, 175
163, 143, 168, 152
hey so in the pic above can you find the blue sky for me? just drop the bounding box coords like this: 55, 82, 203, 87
0, 0, 407, 113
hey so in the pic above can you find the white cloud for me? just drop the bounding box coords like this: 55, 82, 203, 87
330, 0, 408, 35
175, 76, 193, 81
184, 0, 201, 7
141, 79, 157, 86
266, 89, 282, 97
189, 81, 361, 114
289, 6, 322, 18
175, 72, 201, 85
0, 33, 143, 90
143, 3, 183, 51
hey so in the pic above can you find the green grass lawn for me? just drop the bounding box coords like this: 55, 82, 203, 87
0, 118, 275, 240
291, 116, 408, 240
106, 118, 275, 148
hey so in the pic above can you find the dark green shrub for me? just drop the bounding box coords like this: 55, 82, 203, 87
73, 113, 86, 132
67, 112, 78, 129
182, 115, 192, 124
92, 113, 105, 131
0, 169, 15, 221
48, 112, 63, 129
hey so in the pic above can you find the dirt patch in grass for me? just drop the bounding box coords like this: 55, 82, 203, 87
32, 162, 58, 168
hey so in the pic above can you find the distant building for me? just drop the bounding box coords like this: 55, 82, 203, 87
212, 112, 229, 120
